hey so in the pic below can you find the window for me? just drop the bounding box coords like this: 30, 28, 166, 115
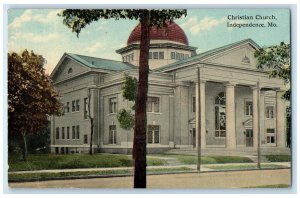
72, 100, 76, 112
266, 128, 276, 144
84, 135, 88, 144
245, 101, 253, 116
147, 125, 160, 144
122, 57, 125, 62
84, 98, 88, 119
65, 102, 70, 113
159, 52, 164, 59
56, 127, 59, 139
147, 97, 160, 113
153, 52, 158, 59
109, 125, 117, 144
184, 54, 189, 59
215, 92, 226, 137
131, 53, 134, 61
192, 96, 196, 113
76, 125, 80, 139
171, 52, 176, 59
266, 106, 275, 118
67, 68, 73, 74
149, 52, 152, 59
67, 127, 70, 139
76, 99, 80, 111
72, 126, 76, 139
109, 97, 117, 113
62, 127, 65, 139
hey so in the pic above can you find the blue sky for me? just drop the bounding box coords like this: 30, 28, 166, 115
8, 8, 290, 73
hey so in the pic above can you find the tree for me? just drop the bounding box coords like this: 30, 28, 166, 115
254, 42, 290, 100
8, 50, 62, 161
87, 88, 95, 155
254, 42, 291, 147
59, 9, 187, 188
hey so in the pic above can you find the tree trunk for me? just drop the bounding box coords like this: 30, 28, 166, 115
22, 133, 28, 161
133, 10, 150, 188
89, 119, 94, 155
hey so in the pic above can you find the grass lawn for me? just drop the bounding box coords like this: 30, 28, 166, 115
8, 153, 166, 171
175, 155, 253, 165
204, 164, 286, 170
265, 155, 291, 162
8, 167, 193, 181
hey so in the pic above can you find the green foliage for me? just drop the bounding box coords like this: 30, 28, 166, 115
265, 155, 291, 162
254, 42, 290, 100
59, 9, 187, 37
122, 74, 137, 102
176, 155, 253, 165
117, 109, 135, 130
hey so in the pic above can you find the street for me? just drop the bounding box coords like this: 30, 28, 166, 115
9, 169, 291, 189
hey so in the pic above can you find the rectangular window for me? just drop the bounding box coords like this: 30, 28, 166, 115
149, 52, 152, 59
84, 134, 88, 144
184, 54, 189, 59
131, 53, 134, 61
159, 52, 164, 59
76, 99, 80, 111
109, 125, 117, 144
76, 125, 80, 139
65, 102, 70, 113
122, 56, 125, 62
56, 127, 59, 139
266, 128, 276, 144
72, 126, 76, 139
192, 96, 196, 113
171, 52, 176, 59
266, 106, 275, 118
147, 97, 160, 113
153, 52, 158, 59
147, 125, 160, 144
72, 100, 76, 112
62, 127, 65, 139
109, 97, 117, 113
245, 101, 253, 116
67, 127, 70, 139
84, 97, 88, 119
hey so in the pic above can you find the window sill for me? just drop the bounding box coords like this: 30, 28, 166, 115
147, 112, 162, 115
108, 113, 117, 116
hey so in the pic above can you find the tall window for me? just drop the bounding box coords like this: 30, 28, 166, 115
72, 126, 76, 139
147, 97, 160, 113
84, 97, 88, 119
192, 96, 196, 113
76, 99, 80, 111
153, 52, 158, 59
171, 52, 176, 59
76, 125, 80, 139
67, 126, 70, 139
159, 52, 164, 59
266, 128, 275, 144
109, 97, 117, 113
65, 102, 70, 113
72, 100, 76, 112
245, 101, 253, 116
56, 127, 59, 139
147, 125, 160, 144
84, 134, 88, 144
149, 52, 152, 59
62, 127, 65, 139
215, 92, 226, 137
109, 125, 117, 144
266, 106, 275, 118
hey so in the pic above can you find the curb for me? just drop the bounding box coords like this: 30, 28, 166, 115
8, 167, 290, 183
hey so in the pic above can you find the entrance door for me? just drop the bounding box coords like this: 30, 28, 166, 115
245, 129, 253, 147
192, 128, 196, 148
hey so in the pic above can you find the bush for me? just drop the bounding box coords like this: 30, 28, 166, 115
265, 155, 291, 162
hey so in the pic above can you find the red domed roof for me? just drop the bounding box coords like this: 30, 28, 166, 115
127, 22, 189, 45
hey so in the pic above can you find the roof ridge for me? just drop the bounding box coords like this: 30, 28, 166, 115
70, 53, 124, 63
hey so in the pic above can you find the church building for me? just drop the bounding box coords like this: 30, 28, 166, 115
50, 22, 289, 154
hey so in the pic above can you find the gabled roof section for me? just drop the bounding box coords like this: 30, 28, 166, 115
154, 38, 260, 72
67, 53, 136, 71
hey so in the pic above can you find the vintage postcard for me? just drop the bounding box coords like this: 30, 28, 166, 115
6, 7, 291, 190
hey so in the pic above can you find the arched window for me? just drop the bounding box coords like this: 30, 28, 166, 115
215, 92, 226, 137
67, 68, 73, 74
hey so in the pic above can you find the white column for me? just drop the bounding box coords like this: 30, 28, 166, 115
276, 91, 285, 147
195, 81, 206, 148
252, 86, 258, 148
225, 83, 236, 149
200, 81, 206, 148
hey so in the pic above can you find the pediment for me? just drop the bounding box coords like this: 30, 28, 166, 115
243, 118, 253, 127
204, 43, 258, 69
51, 54, 90, 82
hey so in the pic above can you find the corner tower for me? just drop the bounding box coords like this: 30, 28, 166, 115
116, 22, 197, 69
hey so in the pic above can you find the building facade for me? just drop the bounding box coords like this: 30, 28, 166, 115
50, 22, 289, 154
